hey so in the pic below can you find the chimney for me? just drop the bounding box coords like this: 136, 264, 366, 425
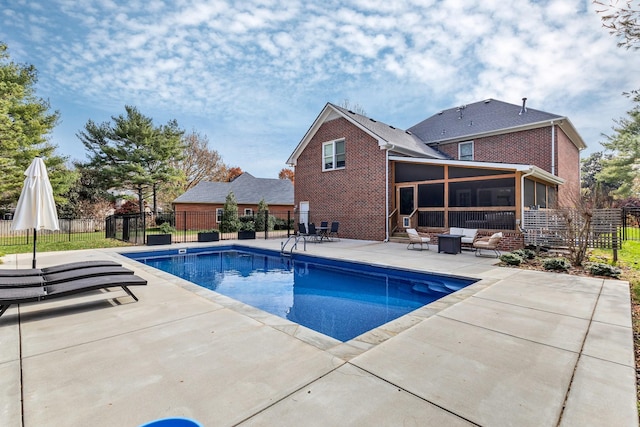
519, 97, 527, 115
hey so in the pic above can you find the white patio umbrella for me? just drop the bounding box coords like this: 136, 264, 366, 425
10, 157, 60, 268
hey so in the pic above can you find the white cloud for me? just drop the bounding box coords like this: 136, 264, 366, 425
1, 0, 639, 176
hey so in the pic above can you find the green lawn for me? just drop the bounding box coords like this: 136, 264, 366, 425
0, 237, 134, 257
592, 241, 640, 299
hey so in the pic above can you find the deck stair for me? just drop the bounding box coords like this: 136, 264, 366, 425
389, 231, 410, 244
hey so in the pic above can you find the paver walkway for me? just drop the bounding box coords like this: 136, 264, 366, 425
0, 239, 636, 426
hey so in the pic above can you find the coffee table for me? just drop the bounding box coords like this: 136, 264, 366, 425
436, 234, 463, 254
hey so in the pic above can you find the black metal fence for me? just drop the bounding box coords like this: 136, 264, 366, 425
106, 210, 295, 244
0, 218, 106, 247
622, 207, 640, 241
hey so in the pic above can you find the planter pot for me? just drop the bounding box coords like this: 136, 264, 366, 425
238, 230, 256, 240
147, 234, 172, 246
198, 232, 220, 242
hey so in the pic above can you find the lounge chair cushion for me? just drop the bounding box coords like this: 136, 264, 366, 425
449, 227, 478, 244
0, 260, 122, 277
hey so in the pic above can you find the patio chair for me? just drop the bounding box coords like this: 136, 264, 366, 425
328, 222, 340, 240
307, 223, 321, 242
0, 260, 122, 277
406, 228, 430, 251
473, 232, 503, 257
0, 274, 148, 318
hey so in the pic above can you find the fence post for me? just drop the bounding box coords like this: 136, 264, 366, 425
264, 210, 269, 240
287, 211, 291, 238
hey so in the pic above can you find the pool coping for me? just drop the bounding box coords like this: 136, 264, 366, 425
115, 243, 497, 361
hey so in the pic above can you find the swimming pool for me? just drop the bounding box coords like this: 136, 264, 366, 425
123, 246, 477, 342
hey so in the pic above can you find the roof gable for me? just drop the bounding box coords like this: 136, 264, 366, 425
408, 98, 586, 149
287, 103, 446, 165
173, 172, 294, 205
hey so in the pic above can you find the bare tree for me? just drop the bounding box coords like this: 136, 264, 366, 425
339, 99, 367, 115
594, 0, 640, 50
176, 131, 228, 191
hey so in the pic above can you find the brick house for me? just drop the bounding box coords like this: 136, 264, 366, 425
286, 98, 586, 248
173, 172, 294, 230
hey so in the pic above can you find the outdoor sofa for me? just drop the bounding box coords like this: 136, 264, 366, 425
448, 227, 478, 248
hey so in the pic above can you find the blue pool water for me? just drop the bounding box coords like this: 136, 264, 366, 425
123, 246, 476, 342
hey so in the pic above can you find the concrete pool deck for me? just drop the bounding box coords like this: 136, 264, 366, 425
0, 238, 637, 426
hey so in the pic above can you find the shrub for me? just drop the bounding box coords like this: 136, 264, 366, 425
585, 262, 622, 278
158, 222, 176, 234
542, 257, 571, 271
512, 248, 536, 260
239, 216, 255, 231
500, 253, 523, 266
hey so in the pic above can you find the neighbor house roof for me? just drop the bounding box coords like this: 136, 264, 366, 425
287, 103, 447, 166
408, 98, 587, 150
173, 173, 294, 205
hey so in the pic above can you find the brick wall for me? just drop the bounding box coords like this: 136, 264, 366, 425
174, 203, 293, 230
437, 127, 553, 170
295, 117, 388, 241
555, 127, 581, 206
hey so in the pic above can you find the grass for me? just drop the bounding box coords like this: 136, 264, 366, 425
0, 237, 134, 257
591, 242, 640, 413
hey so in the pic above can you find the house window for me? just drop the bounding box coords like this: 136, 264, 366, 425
323, 139, 345, 171
216, 208, 223, 223
244, 208, 253, 216
459, 141, 474, 161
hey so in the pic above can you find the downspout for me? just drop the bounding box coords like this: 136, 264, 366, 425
384, 144, 395, 242
551, 121, 556, 175
520, 168, 535, 231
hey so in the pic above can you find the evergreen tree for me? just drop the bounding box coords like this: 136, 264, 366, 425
77, 105, 185, 215
0, 42, 74, 208
220, 191, 240, 232
598, 101, 640, 198
256, 198, 269, 232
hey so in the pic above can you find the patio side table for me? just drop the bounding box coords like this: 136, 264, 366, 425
437, 234, 463, 254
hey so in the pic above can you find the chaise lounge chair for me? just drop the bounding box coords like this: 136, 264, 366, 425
0, 265, 134, 287
0, 274, 148, 318
0, 260, 122, 277
406, 228, 431, 250
473, 232, 503, 257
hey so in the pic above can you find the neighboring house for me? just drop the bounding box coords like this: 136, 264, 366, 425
173, 172, 294, 230
286, 98, 586, 247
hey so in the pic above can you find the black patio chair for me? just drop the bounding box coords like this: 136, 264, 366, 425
328, 222, 340, 240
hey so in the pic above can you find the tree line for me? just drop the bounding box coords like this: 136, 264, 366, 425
0, 42, 294, 221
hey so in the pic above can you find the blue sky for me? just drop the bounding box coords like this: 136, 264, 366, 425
2, 0, 639, 178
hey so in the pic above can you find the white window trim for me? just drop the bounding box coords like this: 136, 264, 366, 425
458, 141, 474, 161
322, 139, 346, 171
244, 208, 253, 216
216, 208, 223, 223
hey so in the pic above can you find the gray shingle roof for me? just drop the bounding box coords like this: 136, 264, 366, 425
408, 98, 564, 144
329, 104, 447, 159
173, 173, 294, 205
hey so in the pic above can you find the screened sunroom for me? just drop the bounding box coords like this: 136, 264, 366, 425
389, 157, 563, 233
